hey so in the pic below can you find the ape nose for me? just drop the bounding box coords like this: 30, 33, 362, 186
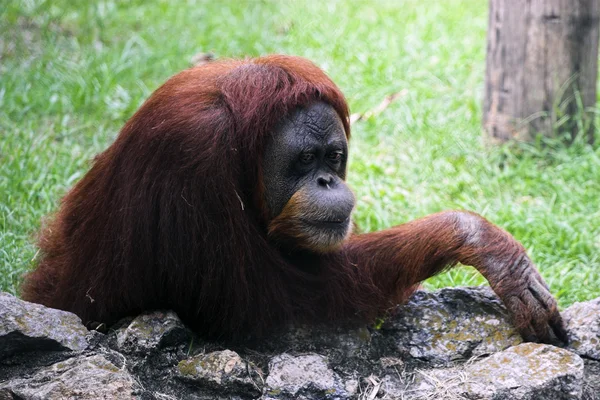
317, 175, 334, 188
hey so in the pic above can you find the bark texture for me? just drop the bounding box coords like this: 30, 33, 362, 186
484, 0, 600, 143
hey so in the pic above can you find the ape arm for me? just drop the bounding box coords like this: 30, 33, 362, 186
344, 210, 568, 344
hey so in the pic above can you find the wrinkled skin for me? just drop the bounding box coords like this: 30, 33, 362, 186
264, 102, 567, 344
20, 55, 567, 343
265, 102, 355, 252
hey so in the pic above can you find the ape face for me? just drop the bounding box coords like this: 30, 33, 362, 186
264, 102, 355, 253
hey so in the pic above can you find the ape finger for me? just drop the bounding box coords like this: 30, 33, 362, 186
520, 290, 554, 344
527, 278, 554, 312
505, 296, 537, 341
549, 311, 569, 344
528, 273, 568, 344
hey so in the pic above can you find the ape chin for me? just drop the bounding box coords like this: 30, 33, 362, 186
21, 55, 567, 344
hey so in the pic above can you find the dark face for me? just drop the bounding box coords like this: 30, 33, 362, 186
263, 102, 355, 253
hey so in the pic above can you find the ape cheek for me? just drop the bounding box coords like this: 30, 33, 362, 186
267, 189, 353, 253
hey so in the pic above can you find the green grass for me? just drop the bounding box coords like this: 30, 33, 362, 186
1, 0, 599, 308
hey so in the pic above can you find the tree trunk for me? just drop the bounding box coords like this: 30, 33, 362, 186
484, 0, 600, 144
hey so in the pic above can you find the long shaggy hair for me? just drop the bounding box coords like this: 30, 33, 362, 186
20, 55, 388, 338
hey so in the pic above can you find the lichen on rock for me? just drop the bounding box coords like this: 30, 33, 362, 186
0, 292, 88, 358
177, 349, 262, 396
0, 355, 139, 400
381, 287, 523, 365
115, 310, 190, 354
265, 353, 349, 398
564, 298, 600, 361
0, 287, 598, 399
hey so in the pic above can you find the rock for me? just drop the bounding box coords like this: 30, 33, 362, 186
1, 287, 599, 399
0, 292, 88, 358
564, 298, 600, 360
0, 355, 139, 399
464, 343, 584, 399
408, 343, 584, 399
177, 349, 262, 396
252, 323, 374, 378
115, 310, 190, 354
382, 287, 522, 365
583, 359, 600, 400
266, 325, 372, 359
264, 353, 348, 399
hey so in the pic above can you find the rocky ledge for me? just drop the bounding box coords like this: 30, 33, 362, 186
0, 287, 598, 399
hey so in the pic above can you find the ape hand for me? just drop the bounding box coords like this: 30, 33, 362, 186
490, 257, 568, 345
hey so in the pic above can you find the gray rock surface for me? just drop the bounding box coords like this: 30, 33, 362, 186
178, 349, 262, 397
564, 298, 600, 360
0, 292, 88, 358
264, 353, 349, 399
116, 310, 190, 354
381, 287, 523, 365
0, 354, 139, 400
0, 288, 598, 399
463, 343, 584, 399
405, 343, 584, 399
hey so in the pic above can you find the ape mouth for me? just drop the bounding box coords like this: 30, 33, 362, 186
302, 217, 350, 230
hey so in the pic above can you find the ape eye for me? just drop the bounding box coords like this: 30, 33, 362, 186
299, 153, 315, 164
327, 151, 343, 162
